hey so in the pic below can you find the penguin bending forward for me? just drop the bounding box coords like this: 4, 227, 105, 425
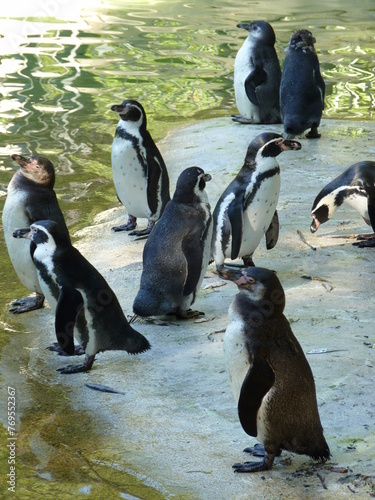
280, 29, 325, 139
13, 220, 150, 374
232, 21, 281, 124
133, 167, 212, 319
2, 154, 69, 313
221, 266, 331, 472
211, 133, 301, 269
111, 99, 170, 236
311, 161, 375, 247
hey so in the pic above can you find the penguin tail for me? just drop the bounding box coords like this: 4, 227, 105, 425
124, 327, 151, 355
309, 441, 331, 463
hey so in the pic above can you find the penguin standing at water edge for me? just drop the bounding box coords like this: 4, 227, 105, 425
2, 154, 69, 313
280, 29, 325, 138
13, 220, 150, 373
133, 167, 212, 319
232, 21, 281, 124
311, 161, 375, 247
111, 99, 170, 236
211, 133, 301, 269
221, 266, 331, 472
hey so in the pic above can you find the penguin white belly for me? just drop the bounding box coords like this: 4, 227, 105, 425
2, 189, 42, 293
223, 305, 251, 402
76, 290, 97, 356
346, 193, 369, 223
256, 389, 274, 444
238, 174, 280, 258
212, 192, 235, 266
111, 138, 151, 219
234, 39, 260, 121
32, 251, 59, 310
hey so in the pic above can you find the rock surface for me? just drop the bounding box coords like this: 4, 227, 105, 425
1, 118, 375, 498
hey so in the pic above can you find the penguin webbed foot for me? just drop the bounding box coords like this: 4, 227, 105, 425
231, 114, 254, 124
305, 126, 321, 139
47, 342, 85, 356
57, 355, 95, 374
129, 220, 155, 238
175, 308, 204, 319
112, 215, 137, 232
353, 235, 375, 247
243, 443, 266, 457
9, 294, 45, 314
232, 453, 276, 473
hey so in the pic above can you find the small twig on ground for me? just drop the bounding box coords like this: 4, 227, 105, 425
317, 472, 328, 490
297, 229, 316, 251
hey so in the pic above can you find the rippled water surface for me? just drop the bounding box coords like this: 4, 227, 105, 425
0, 0, 375, 497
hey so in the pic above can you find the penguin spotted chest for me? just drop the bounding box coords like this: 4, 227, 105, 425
112, 125, 150, 219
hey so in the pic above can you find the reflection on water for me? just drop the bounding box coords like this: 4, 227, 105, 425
0, 0, 375, 496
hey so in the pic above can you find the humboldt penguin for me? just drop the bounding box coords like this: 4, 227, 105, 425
2, 154, 69, 313
280, 29, 325, 138
211, 133, 301, 269
133, 167, 212, 319
13, 220, 150, 373
232, 21, 281, 124
311, 161, 375, 247
220, 266, 331, 472
111, 99, 170, 236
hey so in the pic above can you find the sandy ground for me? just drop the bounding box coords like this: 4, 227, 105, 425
1, 118, 375, 498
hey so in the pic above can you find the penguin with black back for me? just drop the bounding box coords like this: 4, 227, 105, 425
13, 220, 150, 373
311, 161, 375, 247
220, 266, 331, 472
2, 154, 69, 313
133, 167, 212, 319
211, 133, 301, 269
111, 99, 170, 236
280, 29, 325, 139
232, 21, 281, 124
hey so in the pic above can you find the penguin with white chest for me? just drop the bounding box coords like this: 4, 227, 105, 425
2, 154, 69, 313
221, 266, 331, 472
13, 220, 150, 374
311, 161, 375, 247
232, 21, 282, 124
280, 29, 325, 139
111, 99, 170, 236
133, 167, 212, 319
211, 133, 301, 269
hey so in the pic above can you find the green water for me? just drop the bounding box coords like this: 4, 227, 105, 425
0, 0, 375, 497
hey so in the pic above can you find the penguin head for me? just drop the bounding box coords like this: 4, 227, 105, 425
237, 21, 276, 45
13, 220, 70, 252
310, 195, 331, 233
245, 133, 301, 165
222, 266, 285, 317
11, 154, 55, 188
173, 167, 212, 204
111, 100, 146, 129
288, 29, 316, 52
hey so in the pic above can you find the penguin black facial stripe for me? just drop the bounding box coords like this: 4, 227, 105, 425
244, 167, 280, 210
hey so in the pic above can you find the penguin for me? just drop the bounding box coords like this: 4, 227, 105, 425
220, 266, 331, 472
133, 167, 212, 319
111, 99, 170, 236
211, 133, 301, 269
232, 21, 281, 124
280, 29, 325, 139
13, 220, 150, 373
2, 154, 69, 313
311, 161, 375, 247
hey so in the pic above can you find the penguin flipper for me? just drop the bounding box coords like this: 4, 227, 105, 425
265, 210, 279, 250
244, 66, 267, 106
55, 286, 84, 355
365, 186, 375, 231
182, 236, 203, 296
238, 356, 275, 437
146, 153, 163, 215
228, 197, 244, 260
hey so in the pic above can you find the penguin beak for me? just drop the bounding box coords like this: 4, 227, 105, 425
13, 228, 31, 239
280, 139, 302, 151
310, 214, 320, 233
111, 104, 125, 114
11, 154, 30, 168
237, 22, 251, 31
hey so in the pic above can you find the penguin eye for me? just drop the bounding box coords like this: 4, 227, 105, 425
247, 276, 256, 284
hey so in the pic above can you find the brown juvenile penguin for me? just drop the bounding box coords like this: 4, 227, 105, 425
221, 266, 331, 472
